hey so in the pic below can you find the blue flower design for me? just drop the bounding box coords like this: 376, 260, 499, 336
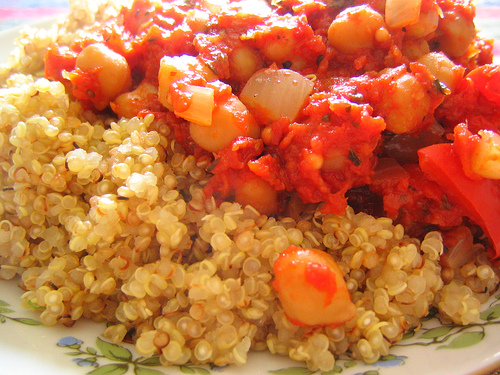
57, 336, 83, 347
374, 355, 407, 368
211, 365, 228, 371
72, 357, 98, 367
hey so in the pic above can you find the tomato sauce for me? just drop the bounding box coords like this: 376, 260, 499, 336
305, 262, 338, 306
43, 0, 500, 251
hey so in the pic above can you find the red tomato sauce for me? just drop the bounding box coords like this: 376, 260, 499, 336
43, 0, 500, 256
305, 262, 338, 306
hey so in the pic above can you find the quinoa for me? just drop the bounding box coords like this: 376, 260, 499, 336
0, 0, 499, 372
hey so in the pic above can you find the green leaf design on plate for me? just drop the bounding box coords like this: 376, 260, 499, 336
88, 346, 98, 355
87, 363, 129, 375
27, 300, 43, 310
96, 337, 133, 362
190, 367, 211, 375
269, 367, 315, 375
0, 300, 10, 307
138, 356, 162, 366
479, 304, 500, 321
437, 331, 485, 350
401, 329, 415, 340
197, 368, 211, 375
321, 364, 343, 374
135, 366, 166, 375
379, 354, 398, 361
180, 366, 210, 375
420, 326, 454, 339
0, 307, 14, 314
10, 317, 43, 325
343, 360, 357, 368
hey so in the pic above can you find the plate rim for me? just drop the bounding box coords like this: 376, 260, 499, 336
0, 8, 500, 375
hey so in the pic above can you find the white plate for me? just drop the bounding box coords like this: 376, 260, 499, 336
2, 275, 500, 375
1, 12, 500, 375
0, 17, 61, 63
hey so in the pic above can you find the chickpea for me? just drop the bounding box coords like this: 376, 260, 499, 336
417, 52, 465, 93
273, 246, 356, 327
189, 95, 260, 153
229, 46, 263, 82
260, 25, 296, 62
376, 70, 431, 134
233, 175, 278, 216
75, 43, 132, 110
402, 38, 430, 61
404, 8, 439, 39
435, 12, 475, 58
328, 5, 386, 54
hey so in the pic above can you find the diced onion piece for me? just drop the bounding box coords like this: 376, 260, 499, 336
239, 68, 314, 123
174, 85, 215, 127
385, 0, 422, 28
233, 0, 272, 17
440, 226, 475, 269
200, 0, 228, 13
158, 54, 217, 111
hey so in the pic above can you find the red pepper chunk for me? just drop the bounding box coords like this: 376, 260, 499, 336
418, 143, 500, 259
466, 64, 500, 107
272, 245, 356, 327
44, 45, 78, 82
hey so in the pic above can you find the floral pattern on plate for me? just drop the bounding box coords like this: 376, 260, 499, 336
2, 277, 500, 375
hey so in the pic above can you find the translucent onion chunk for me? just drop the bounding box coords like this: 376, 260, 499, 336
239, 68, 314, 123
385, 0, 422, 28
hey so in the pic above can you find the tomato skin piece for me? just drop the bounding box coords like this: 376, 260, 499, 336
418, 143, 500, 258
466, 65, 500, 106
44, 45, 78, 82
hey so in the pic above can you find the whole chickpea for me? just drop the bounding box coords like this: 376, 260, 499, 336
233, 175, 278, 216
273, 245, 356, 327
404, 7, 440, 39
434, 11, 475, 58
417, 52, 465, 93
328, 5, 387, 54
229, 46, 263, 82
377, 69, 431, 134
75, 43, 132, 110
189, 94, 260, 153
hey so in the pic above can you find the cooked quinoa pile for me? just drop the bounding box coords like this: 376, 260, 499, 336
0, 0, 499, 372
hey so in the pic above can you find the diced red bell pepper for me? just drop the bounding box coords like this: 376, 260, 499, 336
418, 143, 500, 259
465, 64, 500, 106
